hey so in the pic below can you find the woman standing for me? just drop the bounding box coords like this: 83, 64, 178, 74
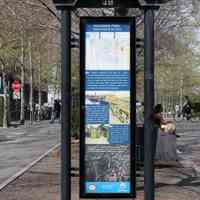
156, 122, 178, 163
151, 104, 166, 158
152, 104, 178, 164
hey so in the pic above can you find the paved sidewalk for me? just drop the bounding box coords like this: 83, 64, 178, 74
0, 120, 54, 130
0, 146, 200, 199
0, 120, 56, 141
0, 120, 60, 187
0, 122, 200, 200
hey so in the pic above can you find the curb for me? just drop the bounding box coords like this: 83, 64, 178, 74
0, 143, 61, 191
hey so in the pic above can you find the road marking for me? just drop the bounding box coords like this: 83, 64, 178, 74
0, 143, 60, 191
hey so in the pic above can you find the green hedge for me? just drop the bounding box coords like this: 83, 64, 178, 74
0, 96, 3, 127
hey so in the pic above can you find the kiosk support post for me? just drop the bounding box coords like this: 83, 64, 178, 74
61, 9, 71, 200
144, 8, 155, 200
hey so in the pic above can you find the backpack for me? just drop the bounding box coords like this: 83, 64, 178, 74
185, 104, 191, 113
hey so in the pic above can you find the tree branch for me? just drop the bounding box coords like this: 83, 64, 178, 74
36, 0, 61, 22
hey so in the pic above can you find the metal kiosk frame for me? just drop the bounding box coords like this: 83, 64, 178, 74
51, 0, 170, 200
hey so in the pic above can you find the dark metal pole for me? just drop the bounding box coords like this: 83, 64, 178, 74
144, 8, 155, 200
61, 9, 71, 200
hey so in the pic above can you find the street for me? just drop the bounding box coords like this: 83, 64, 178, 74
0, 121, 60, 185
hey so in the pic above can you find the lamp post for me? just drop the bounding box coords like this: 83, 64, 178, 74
143, 1, 172, 200
52, 1, 74, 200
144, 7, 155, 200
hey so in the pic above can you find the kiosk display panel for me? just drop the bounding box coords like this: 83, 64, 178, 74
80, 17, 136, 198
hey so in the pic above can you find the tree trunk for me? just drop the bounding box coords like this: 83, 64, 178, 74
20, 36, 25, 124
155, 71, 158, 105
38, 56, 42, 121
2, 71, 8, 128
28, 40, 33, 124
54, 63, 59, 100
180, 72, 183, 113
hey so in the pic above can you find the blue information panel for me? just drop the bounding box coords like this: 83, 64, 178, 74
80, 18, 135, 198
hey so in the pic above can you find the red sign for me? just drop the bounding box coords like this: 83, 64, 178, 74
12, 80, 21, 95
